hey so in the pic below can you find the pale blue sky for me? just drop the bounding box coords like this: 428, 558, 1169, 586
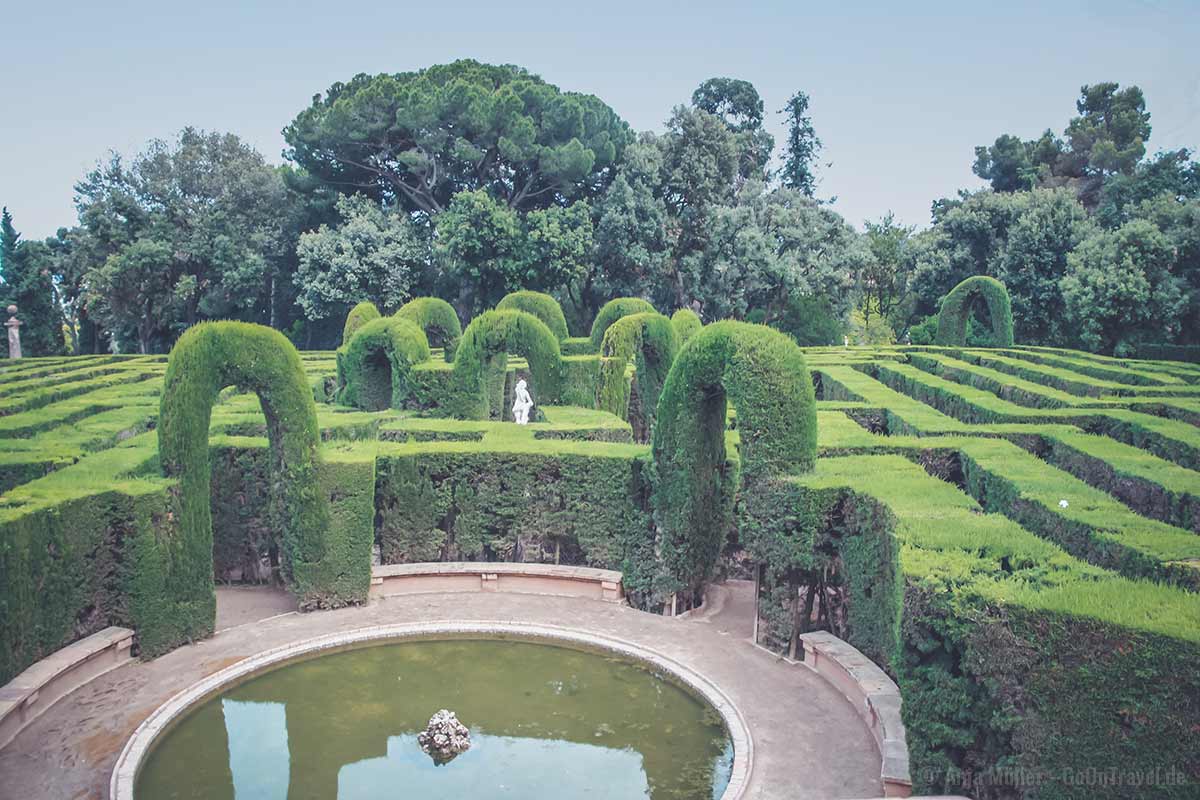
4, 0, 1198, 238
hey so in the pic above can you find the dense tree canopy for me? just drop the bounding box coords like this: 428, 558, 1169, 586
295, 194, 427, 321
284, 60, 634, 215
77, 129, 294, 352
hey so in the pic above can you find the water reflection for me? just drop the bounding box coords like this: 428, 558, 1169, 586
136, 640, 732, 800
338, 734, 649, 798
223, 700, 289, 800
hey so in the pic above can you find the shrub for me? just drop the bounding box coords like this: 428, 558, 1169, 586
935, 275, 1014, 347
597, 312, 679, 442
395, 297, 463, 360
342, 301, 381, 346
670, 308, 702, 344
652, 321, 817, 605
447, 310, 562, 419
589, 297, 657, 349
768, 295, 844, 346
338, 317, 431, 410
496, 290, 570, 341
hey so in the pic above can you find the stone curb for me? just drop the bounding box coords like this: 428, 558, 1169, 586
798, 630, 912, 797
109, 620, 753, 800
0, 626, 134, 751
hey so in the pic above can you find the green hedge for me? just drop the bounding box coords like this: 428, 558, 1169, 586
374, 448, 653, 591
597, 312, 679, 442
652, 321, 817, 606
935, 276, 1014, 347
342, 301, 381, 346
588, 297, 657, 349
447, 310, 563, 419
496, 290, 570, 341
0, 485, 167, 683
396, 297, 462, 360
670, 308, 702, 344
338, 317, 431, 411
1139, 344, 1200, 363
154, 322, 365, 655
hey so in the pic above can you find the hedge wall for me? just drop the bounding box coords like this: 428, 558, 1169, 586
396, 297, 462, 360
935, 275, 1015, 347
447, 310, 562, 419
342, 301, 381, 345
588, 297, 657, 349
597, 312, 679, 442
496, 290, 570, 341
374, 447, 654, 593
671, 308, 703, 344
0, 484, 168, 683
338, 317, 431, 411
652, 321, 817, 606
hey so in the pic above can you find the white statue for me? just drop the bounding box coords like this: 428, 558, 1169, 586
512, 378, 533, 424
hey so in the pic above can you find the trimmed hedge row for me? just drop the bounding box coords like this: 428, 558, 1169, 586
396, 296, 462, 360
652, 321, 817, 606
783, 455, 1200, 800
337, 317, 431, 411
588, 296, 657, 349
596, 312, 679, 442
671, 308, 703, 343
447, 310, 563, 419
156, 322, 368, 651
496, 290, 570, 341
374, 447, 653, 591
935, 275, 1014, 347
341, 301, 381, 345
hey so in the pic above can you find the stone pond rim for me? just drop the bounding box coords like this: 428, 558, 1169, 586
109, 620, 754, 800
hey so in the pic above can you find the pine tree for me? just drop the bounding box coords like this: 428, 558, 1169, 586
779, 92, 822, 197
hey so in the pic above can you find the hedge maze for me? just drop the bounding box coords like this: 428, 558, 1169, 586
2, 293, 1198, 797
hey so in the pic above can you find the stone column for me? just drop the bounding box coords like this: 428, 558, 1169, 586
5, 305, 20, 359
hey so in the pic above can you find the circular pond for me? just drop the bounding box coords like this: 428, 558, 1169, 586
124, 626, 740, 800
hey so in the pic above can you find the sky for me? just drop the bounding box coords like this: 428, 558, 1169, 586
3, 0, 1198, 240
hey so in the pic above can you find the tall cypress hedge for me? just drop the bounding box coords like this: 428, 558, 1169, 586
589, 297, 657, 349
447, 310, 563, 419
395, 297, 463, 360
496, 290, 571, 341
342, 301, 381, 345
670, 308, 702, 344
652, 321, 817, 605
935, 275, 1015, 347
151, 322, 364, 655
338, 317, 431, 411
597, 312, 679, 441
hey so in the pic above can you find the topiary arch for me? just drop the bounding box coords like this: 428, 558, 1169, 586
342, 301, 381, 345
589, 297, 657, 349
149, 322, 364, 656
338, 317, 432, 410
396, 297, 463, 360
447, 310, 563, 419
934, 275, 1014, 347
496, 290, 570, 341
597, 312, 679, 442
652, 321, 817, 607
670, 308, 702, 344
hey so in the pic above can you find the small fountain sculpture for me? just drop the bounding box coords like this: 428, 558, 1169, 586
417, 709, 472, 764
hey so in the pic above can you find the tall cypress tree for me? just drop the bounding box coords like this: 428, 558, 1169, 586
0, 208, 19, 285
0, 208, 64, 355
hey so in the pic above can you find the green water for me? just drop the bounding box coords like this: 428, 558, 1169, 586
135, 638, 733, 800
